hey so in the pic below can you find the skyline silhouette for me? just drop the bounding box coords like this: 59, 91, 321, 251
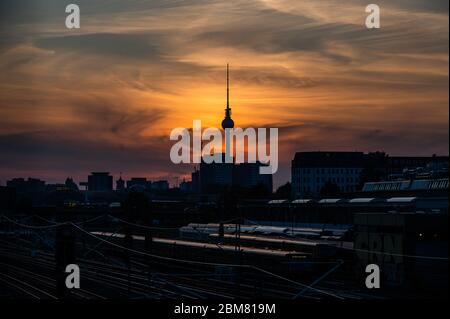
0, 0, 448, 188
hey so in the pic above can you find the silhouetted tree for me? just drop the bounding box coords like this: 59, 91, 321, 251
218, 186, 238, 219
123, 190, 151, 222
359, 151, 388, 187
122, 190, 153, 252
275, 182, 291, 199
320, 181, 340, 197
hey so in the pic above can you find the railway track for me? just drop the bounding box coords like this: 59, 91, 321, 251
0, 233, 356, 299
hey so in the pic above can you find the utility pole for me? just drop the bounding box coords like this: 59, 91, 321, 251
55, 225, 76, 299
123, 224, 132, 292
235, 205, 242, 297
218, 222, 224, 243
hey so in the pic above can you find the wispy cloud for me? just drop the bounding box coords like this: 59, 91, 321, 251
0, 0, 448, 187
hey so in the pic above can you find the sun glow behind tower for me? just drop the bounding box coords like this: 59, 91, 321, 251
222, 64, 235, 163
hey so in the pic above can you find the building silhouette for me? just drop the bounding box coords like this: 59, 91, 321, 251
291, 151, 449, 199
292, 152, 364, 198
234, 162, 273, 191
6, 178, 46, 193
200, 153, 234, 191
65, 177, 79, 191
116, 175, 125, 191
127, 177, 150, 191
179, 179, 192, 193
191, 169, 200, 193
151, 180, 169, 191
87, 172, 113, 191
192, 65, 273, 194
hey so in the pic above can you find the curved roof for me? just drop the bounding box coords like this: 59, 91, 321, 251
292, 199, 315, 204
349, 198, 377, 203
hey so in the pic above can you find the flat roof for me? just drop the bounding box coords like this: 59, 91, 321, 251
386, 197, 417, 203
268, 199, 289, 204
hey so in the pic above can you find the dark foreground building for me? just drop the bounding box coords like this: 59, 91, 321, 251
291, 151, 448, 198
354, 212, 448, 294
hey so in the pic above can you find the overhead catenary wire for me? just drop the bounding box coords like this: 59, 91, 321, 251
107, 214, 241, 230
1, 215, 68, 230
2, 215, 447, 299
242, 218, 449, 261
0, 214, 107, 230
33, 214, 107, 226
107, 215, 181, 230
2, 214, 448, 261
338, 246, 449, 261
69, 222, 343, 299
106, 215, 227, 251
4, 213, 241, 232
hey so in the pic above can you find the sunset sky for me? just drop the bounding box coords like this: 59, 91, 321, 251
0, 0, 448, 188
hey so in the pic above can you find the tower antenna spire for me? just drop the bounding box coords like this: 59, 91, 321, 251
226, 63, 230, 109
221, 63, 234, 130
